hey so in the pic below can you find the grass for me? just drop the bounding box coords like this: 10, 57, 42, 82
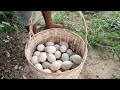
0, 11, 19, 56
52, 11, 67, 24
87, 11, 120, 61
112, 71, 120, 79
0, 75, 10, 79
0, 11, 18, 36
52, 11, 84, 38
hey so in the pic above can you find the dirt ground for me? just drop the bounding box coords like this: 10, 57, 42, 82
0, 11, 120, 79
79, 48, 120, 79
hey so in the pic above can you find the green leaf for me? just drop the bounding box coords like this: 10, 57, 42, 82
0, 24, 5, 28
12, 24, 18, 32
2, 21, 10, 26
111, 49, 115, 60
118, 52, 120, 62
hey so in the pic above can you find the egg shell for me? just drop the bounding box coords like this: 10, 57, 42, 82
60, 42, 69, 49
70, 55, 82, 65
46, 42, 54, 46
54, 51, 61, 59
62, 61, 73, 70
57, 60, 63, 65
50, 61, 61, 71
43, 69, 51, 73
31, 56, 39, 64
33, 51, 41, 57
46, 46, 56, 54
42, 61, 51, 69
60, 45, 67, 53
54, 44, 60, 50
61, 53, 69, 61
35, 63, 43, 71
47, 54, 56, 63
66, 49, 73, 56
38, 52, 47, 62
37, 44, 45, 51
56, 70, 62, 73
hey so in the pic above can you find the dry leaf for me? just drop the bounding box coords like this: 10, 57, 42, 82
22, 75, 27, 79
6, 35, 10, 40
3, 39, 10, 43
14, 65, 18, 70
19, 66, 22, 69
6, 51, 10, 57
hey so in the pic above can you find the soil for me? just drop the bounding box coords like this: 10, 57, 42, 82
79, 48, 120, 79
0, 11, 120, 79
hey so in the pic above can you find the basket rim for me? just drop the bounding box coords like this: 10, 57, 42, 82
29, 28, 86, 43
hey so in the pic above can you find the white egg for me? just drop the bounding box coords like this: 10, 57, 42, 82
35, 63, 43, 71
46, 42, 54, 46
56, 70, 62, 73
47, 54, 56, 63
43, 69, 51, 73
54, 44, 60, 50
61, 53, 69, 61
38, 52, 47, 62
70, 55, 82, 65
54, 51, 61, 59
31, 56, 38, 64
46, 46, 56, 54
42, 61, 51, 69
69, 55, 74, 62
60, 45, 67, 53
50, 61, 61, 71
37, 44, 45, 51
33, 51, 41, 57
66, 49, 73, 56
62, 61, 73, 70
60, 42, 69, 49
57, 60, 63, 65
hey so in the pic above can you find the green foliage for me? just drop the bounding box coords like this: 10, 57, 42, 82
0, 11, 18, 37
52, 11, 66, 24
0, 75, 9, 79
88, 11, 120, 61
0, 11, 18, 54
0, 21, 18, 37
0, 11, 18, 34
112, 71, 120, 79
0, 11, 15, 22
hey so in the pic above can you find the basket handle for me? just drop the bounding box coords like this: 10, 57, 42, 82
29, 11, 35, 41
25, 11, 36, 48
78, 11, 88, 54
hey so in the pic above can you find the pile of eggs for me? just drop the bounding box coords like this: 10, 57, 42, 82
31, 41, 82, 74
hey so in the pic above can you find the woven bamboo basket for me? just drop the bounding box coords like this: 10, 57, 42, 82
25, 11, 88, 79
